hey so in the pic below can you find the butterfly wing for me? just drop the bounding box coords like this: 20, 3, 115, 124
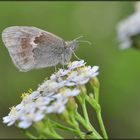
2, 26, 65, 72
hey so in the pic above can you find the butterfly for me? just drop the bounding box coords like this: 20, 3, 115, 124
2, 26, 83, 72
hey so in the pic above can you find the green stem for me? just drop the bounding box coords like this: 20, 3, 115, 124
34, 120, 62, 139
94, 87, 99, 103
44, 119, 63, 139
81, 99, 90, 124
86, 95, 108, 139
86, 95, 100, 110
93, 85, 108, 139
76, 87, 90, 125
50, 120, 78, 134
24, 131, 37, 139
68, 114, 85, 139
43, 128, 62, 139
75, 112, 102, 139
96, 111, 108, 139
33, 122, 46, 138
49, 128, 63, 139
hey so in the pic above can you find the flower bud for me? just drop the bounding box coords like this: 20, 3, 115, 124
66, 97, 77, 113
90, 77, 100, 89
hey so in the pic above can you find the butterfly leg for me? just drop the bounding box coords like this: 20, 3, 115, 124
70, 48, 82, 61
61, 53, 66, 70
55, 65, 58, 72
62, 64, 65, 70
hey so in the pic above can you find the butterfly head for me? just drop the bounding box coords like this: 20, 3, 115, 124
66, 40, 78, 51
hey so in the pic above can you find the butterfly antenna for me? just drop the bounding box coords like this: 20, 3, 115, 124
70, 48, 82, 61
74, 35, 84, 41
77, 40, 92, 45
74, 36, 92, 47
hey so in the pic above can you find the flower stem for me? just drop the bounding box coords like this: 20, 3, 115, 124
77, 85, 90, 124
49, 120, 78, 134
90, 77, 108, 139
34, 120, 63, 139
75, 112, 102, 139
86, 95, 108, 139
81, 99, 90, 124
49, 128, 63, 139
43, 128, 63, 139
96, 110, 108, 139
93, 85, 108, 139
45, 119, 63, 139
68, 114, 85, 139
94, 86, 99, 103
24, 130, 37, 139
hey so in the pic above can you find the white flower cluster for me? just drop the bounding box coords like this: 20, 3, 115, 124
3, 60, 99, 129
117, 2, 140, 49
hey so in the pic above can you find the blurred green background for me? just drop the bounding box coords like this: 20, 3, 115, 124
0, 1, 140, 138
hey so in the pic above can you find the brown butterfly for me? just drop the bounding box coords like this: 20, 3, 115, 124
2, 26, 84, 72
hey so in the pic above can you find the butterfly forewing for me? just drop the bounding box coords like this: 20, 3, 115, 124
2, 26, 65, 72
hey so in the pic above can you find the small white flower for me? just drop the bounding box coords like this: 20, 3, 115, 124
3, 116, 15, 126
50, 69, 70, 80
30, 91, 40, 99
35, 96, 52, 106
62, 88, 80, 96
54, 88, 80, 97
18, 120, 32, 129
18, 110, 45, 129
43, 88, 79, 114
46, 100, 66, 114
67, 60, 86, 70
117, 10, 140, 49
67, 71, 78, 81
22, 102, 36, 114
79, 66, 99, 77
21, 94, 33, 104
3, 107, 20, 126
16, 103, 24, 110
66, 74, 90, 86
65, 66, 99, 86
45, 80, 59, 92
37, 80, 64, 93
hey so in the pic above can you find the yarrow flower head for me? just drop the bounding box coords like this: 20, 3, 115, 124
3, 60, 99, 129
117, 2, 140, 49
